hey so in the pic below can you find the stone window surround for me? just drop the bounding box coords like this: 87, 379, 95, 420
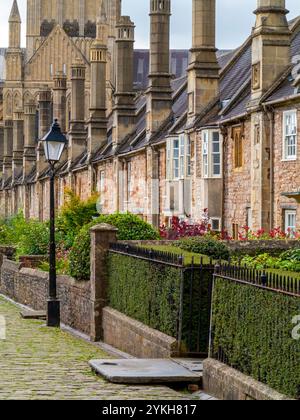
282, 109, 297, 161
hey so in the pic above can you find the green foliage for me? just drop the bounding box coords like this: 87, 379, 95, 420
235, 250, 300, 273
211, 278, 300, 398
177, 236, 230, 260
107, 253, 212, 353
0, 212, 50, 257
108, 253, 181, 337
69, 213, 159, 280
94, 213, 160, 241
56, 188, 99, 248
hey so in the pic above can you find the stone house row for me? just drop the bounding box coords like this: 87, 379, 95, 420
0, 0, 300, 236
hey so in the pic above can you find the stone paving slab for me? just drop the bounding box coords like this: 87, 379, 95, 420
89, 359, 202, 384
0, 297, 187, 400
20, 310, 47, 320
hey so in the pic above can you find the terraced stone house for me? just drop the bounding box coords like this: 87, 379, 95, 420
0, 0, 299, 236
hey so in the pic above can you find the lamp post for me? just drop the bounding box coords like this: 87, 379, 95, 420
41, 119, 67, 327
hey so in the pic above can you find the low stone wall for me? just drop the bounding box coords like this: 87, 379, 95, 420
225, 239, 299, 256
203, 359, 293, 401
122, 239, 299, 257
103, 307, 178, 358
0, 246, 16, 266
0, 259, 91, 335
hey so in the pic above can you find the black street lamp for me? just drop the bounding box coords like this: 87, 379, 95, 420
41, 119, 67, 328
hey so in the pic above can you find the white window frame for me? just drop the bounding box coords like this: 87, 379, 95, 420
166, 135, 192, 181
173, 138, 180, 179
284, 210, 297, 235
283, 110, 297, 161
202, 129, 222, 179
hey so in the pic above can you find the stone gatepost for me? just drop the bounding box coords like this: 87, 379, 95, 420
90, 223, 118, 342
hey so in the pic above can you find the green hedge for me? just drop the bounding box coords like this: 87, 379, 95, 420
211, 278, 300, 398
108, 253, 212, 354
69, 213, 159, 280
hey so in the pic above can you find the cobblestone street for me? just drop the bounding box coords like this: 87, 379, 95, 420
0, 297, 186, 400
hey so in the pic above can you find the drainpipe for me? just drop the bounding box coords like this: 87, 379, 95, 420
264, 104, 275, 230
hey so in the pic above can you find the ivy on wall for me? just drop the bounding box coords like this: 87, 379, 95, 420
108, 253, 213, 354
211, 278, 300, 399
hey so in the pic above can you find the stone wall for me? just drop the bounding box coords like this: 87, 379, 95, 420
273, 106, 300, 228
103, 307, 178, 359
203, 359, 293, 401
223, 121, 252, 233
0, 259, 91, 335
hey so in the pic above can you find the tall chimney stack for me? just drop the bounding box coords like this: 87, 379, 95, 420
69, 59, 87, 161
112, 16, 136, 149
146, 0, 172, 140
188, 0, 219, 121
12, 109, 24, 182
23, 99, 37, 177
87, 4, 108, 155
250, 0, 291, 106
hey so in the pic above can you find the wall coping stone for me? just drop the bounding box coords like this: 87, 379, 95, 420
103, 307, 177, 351
2, 258, 22, 272
203, 359, 295, 401
90, 223, 119, 232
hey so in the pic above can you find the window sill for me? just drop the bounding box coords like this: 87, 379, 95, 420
281, 158, 297, 162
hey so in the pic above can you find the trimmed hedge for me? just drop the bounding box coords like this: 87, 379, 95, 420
107, 253, 213, 354
177, 236, 230, 260
211, 278, 300, 398
69, 213, 160, 280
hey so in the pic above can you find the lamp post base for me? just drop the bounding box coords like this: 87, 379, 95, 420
47, 299, 60, 328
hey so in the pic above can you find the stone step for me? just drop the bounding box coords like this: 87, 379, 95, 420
89, 359, 203, 385
20, 310, 47, 320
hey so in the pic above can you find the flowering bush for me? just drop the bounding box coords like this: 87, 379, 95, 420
221, 226, 300, 241
160, 211, 210, 240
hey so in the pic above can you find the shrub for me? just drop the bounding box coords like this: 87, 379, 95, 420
0, 212, 50, 257
56, 188, 99, 248
69, 213, 159, 280
16, 220, 50, 257
177, 236, 230, 260
160, 213, 209, 240
108, 252, 212, 353
211, 277, 300, 398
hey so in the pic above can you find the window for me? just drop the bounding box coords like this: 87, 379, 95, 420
50, 64, 53, 77
212, 132, 221, 176
233, 128, 243, 169
283, 110, 297, 160
202, 131, 209, 178
127, 161, 132, 196
202, 130, 222, 178
166, 140, 172, 180
211, 218, 221, 232
284, 210, 297, 235
187, 136, 191, 177
167, 136, 192, 180
179, 135, 185, 178
99, 171, 105, 194
173, 139, 179, 179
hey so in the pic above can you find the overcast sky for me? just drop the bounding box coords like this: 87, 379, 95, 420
0, 0, 299, 50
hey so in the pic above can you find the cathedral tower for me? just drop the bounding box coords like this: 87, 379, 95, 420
26, 0, 122, 59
